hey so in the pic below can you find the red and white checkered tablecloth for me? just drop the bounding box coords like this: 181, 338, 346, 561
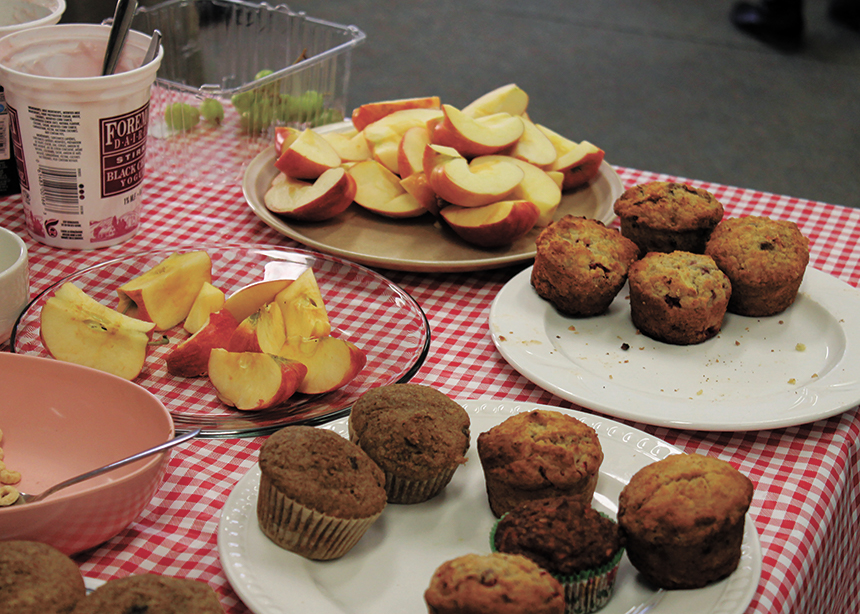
2, 163, 859, 614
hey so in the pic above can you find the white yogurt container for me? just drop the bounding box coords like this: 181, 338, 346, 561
0, 24, 163, 249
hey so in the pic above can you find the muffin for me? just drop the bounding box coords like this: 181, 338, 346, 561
424, 552, 565, 614
256, 425, 387, 560
348, 383, 470, 504
705, 215, 810, 316
492, 497, 623, 614
617, 453, 754, 589
613, 181, 724, 254
0, 540, 86, 614
477, 409, 603, 517
628, 250, 732, 345
70, 575, 223, 614
531, 215, 640, 317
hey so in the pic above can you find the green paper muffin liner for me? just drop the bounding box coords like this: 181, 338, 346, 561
490, 513, 624, 614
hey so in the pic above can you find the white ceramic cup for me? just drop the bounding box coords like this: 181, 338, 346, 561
0, 226, 29, 344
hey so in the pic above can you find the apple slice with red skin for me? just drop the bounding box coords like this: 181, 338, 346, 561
427, 146, 524, 208
166, 310, 239, 378
351, 95, 441, 131
184, 281, 225, 334
277, 335, 367, 395
502, 116, 557, 167
224, 279, 293, 324
536, 124, 605, 191
362, 108, 444, 174
208, 348, 307, 411
432, 104, 524, 157
349, 159, 427, 218
274, 127, 341, 179
461, 83, 529, 118
228, 301, 286, 355
264, 167, 357, 222
472, 155, 561, 226
274, 268, 331, 339
397, 126, 431, 178
440, 199, 540, 248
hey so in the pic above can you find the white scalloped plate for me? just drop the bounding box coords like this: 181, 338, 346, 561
218, 399, 761, 614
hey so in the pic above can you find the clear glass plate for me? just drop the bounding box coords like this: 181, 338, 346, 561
12, 245, 430, 437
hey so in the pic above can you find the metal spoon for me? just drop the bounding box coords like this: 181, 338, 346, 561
101, 0, 139, 76
14, 428, 200, 505
141, 29, 161, 67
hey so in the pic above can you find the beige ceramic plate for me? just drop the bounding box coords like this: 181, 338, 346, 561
243, 121, 624, 273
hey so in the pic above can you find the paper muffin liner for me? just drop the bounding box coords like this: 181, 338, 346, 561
491, 514, 624, 614
257, 473, 381, 560
384, 465, 458, 504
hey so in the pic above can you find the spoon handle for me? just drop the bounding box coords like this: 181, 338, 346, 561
102, 0, 139, 76
27, 428, 201, 504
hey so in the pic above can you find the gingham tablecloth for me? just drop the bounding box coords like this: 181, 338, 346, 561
2, 164, 859, 614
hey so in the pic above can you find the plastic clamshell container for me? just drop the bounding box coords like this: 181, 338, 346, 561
132, 0, 366, 185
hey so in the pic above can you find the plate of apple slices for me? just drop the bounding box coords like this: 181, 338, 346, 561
11, 246, 431, 437
243, 84, 624, 273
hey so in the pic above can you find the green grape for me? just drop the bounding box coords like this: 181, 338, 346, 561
239, 98, 276, 134
294, 90, 325, 120
164, 102, 200, 131
231, 91, 257, 113
199, 99, 224, 125
311, 107, 344, 127
254, 69, 274, 81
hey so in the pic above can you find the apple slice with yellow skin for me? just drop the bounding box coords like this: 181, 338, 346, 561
428, 150, 524, 208
274, 127, 341, 179
503, 116, 557, 167
41, 282, 156, 380
400, 172, 440, 216
277, 335, 367, 395
461, 83, 529, 118
348, 159, 428, 218
472, 155, 561, 226
440, 199, 540, 248
536, 124, 605, 190
321, 129, 371, 162
224, 279, 293, 323
274, 268, 331, 339
432, 104, 524, 157
184, 282, 225, 334
208, 348, 307, 411
166, 310, 238, 378
397, 125, 431, 178
351, 95, 441, 131
117, 251, 212, 331
265, 167, 357, 222
228, 301, 286, 354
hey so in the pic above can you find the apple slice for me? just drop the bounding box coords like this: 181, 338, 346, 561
536, 124, 605, 190
351, 95, 441, 131
362, 108, 444, 174
503, 116, 557, 167
428, 151, 524, 208
277, 335, 367, 394
265, 167, 357, 222
117, 251, 212, 331
400, 172, 440, 216
274, 127, 341, 179
208, 348, 307, 410
184, 282, 225, 334
440, 200, 540, 248
472, 155, 561, 226
397, 126, 431, 178
348, 159, 427, 218
228, 301, 286, 354
461, 83, 529, 118
224, 279, 294, 323
41, 282, 156, 380
321, 129, 371, 162
166, 310, 239, 377
274, 268, 331, 339
432, 104, 524, 156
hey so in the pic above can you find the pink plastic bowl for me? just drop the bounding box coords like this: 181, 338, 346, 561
0, 353, 174, 554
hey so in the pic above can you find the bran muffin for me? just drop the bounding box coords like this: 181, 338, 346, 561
70, 575, 223, 614
628, 251, 732, 345
492, 497, 623, 614
256, 425, 387, 560
477, 410, 603, 517
705, 215, 810, 316
617, 453, 754, 589
613, 181, 724, 254
0, 540, 86, 614
348, 384, 470, 504
424, 552, 565, 614
531, 215, 640, 317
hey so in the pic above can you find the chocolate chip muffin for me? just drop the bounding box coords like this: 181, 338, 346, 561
256, 425, 387, 560
531, 215, 640, 317
613, 181, 724, 254
70, 575, 223, 614
477, 409, 603, 517
348, 383, 470, 504
617, 453, 754, 589
628, 251, 732, 345
705, 215, 810, 316
0, 540, 86, 614
425, 552, 565, 614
